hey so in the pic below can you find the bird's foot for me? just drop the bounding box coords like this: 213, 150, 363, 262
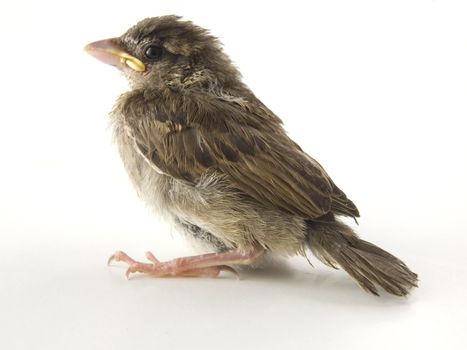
108, 248, 263, 279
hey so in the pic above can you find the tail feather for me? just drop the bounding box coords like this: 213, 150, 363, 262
306, 220, 418, 296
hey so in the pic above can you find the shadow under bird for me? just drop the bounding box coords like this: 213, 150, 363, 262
85, 15, 418, 296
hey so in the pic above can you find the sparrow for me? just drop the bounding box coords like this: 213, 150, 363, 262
85, 15, 418, 296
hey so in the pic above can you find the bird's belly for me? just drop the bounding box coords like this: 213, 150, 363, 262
115, 129, 174, 219
172, 175, 308, 256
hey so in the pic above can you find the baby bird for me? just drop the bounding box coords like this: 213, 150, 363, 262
85, 16, 418, 296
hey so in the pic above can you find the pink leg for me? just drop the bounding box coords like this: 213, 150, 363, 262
108, 248, 264, 279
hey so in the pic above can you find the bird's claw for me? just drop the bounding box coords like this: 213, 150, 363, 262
107, 250, 136, 266
107, 250, 160, 279
145, 251, 160, 264
108, 250, 240, 279
125, 264, 139, 280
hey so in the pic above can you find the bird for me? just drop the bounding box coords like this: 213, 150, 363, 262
84, 15, 418, 296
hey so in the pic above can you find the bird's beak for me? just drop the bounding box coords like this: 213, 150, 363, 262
84, 38, 146, 72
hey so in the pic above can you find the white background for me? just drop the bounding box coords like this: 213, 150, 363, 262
1, 1, 466, 349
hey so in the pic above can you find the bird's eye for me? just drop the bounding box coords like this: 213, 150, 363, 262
144, 45, 163, 60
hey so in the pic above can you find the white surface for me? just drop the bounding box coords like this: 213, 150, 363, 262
1, 1, 467, 349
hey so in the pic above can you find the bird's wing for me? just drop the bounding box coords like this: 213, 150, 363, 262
123, 93, 358, 219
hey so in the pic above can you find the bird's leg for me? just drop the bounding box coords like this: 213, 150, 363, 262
108, 248, 264, 279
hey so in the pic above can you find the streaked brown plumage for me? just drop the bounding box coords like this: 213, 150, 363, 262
85, 15, 418, 296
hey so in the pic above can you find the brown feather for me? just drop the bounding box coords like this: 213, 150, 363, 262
95, 16, 417, 296
122, 90, 353, 220
307, 220, 418, 296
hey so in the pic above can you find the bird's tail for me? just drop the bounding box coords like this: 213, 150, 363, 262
306, 220, 418, 296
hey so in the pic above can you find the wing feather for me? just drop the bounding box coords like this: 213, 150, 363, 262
122, 92, 359, 219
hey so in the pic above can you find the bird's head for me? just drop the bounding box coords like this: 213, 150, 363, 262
85, 15, 241, 90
